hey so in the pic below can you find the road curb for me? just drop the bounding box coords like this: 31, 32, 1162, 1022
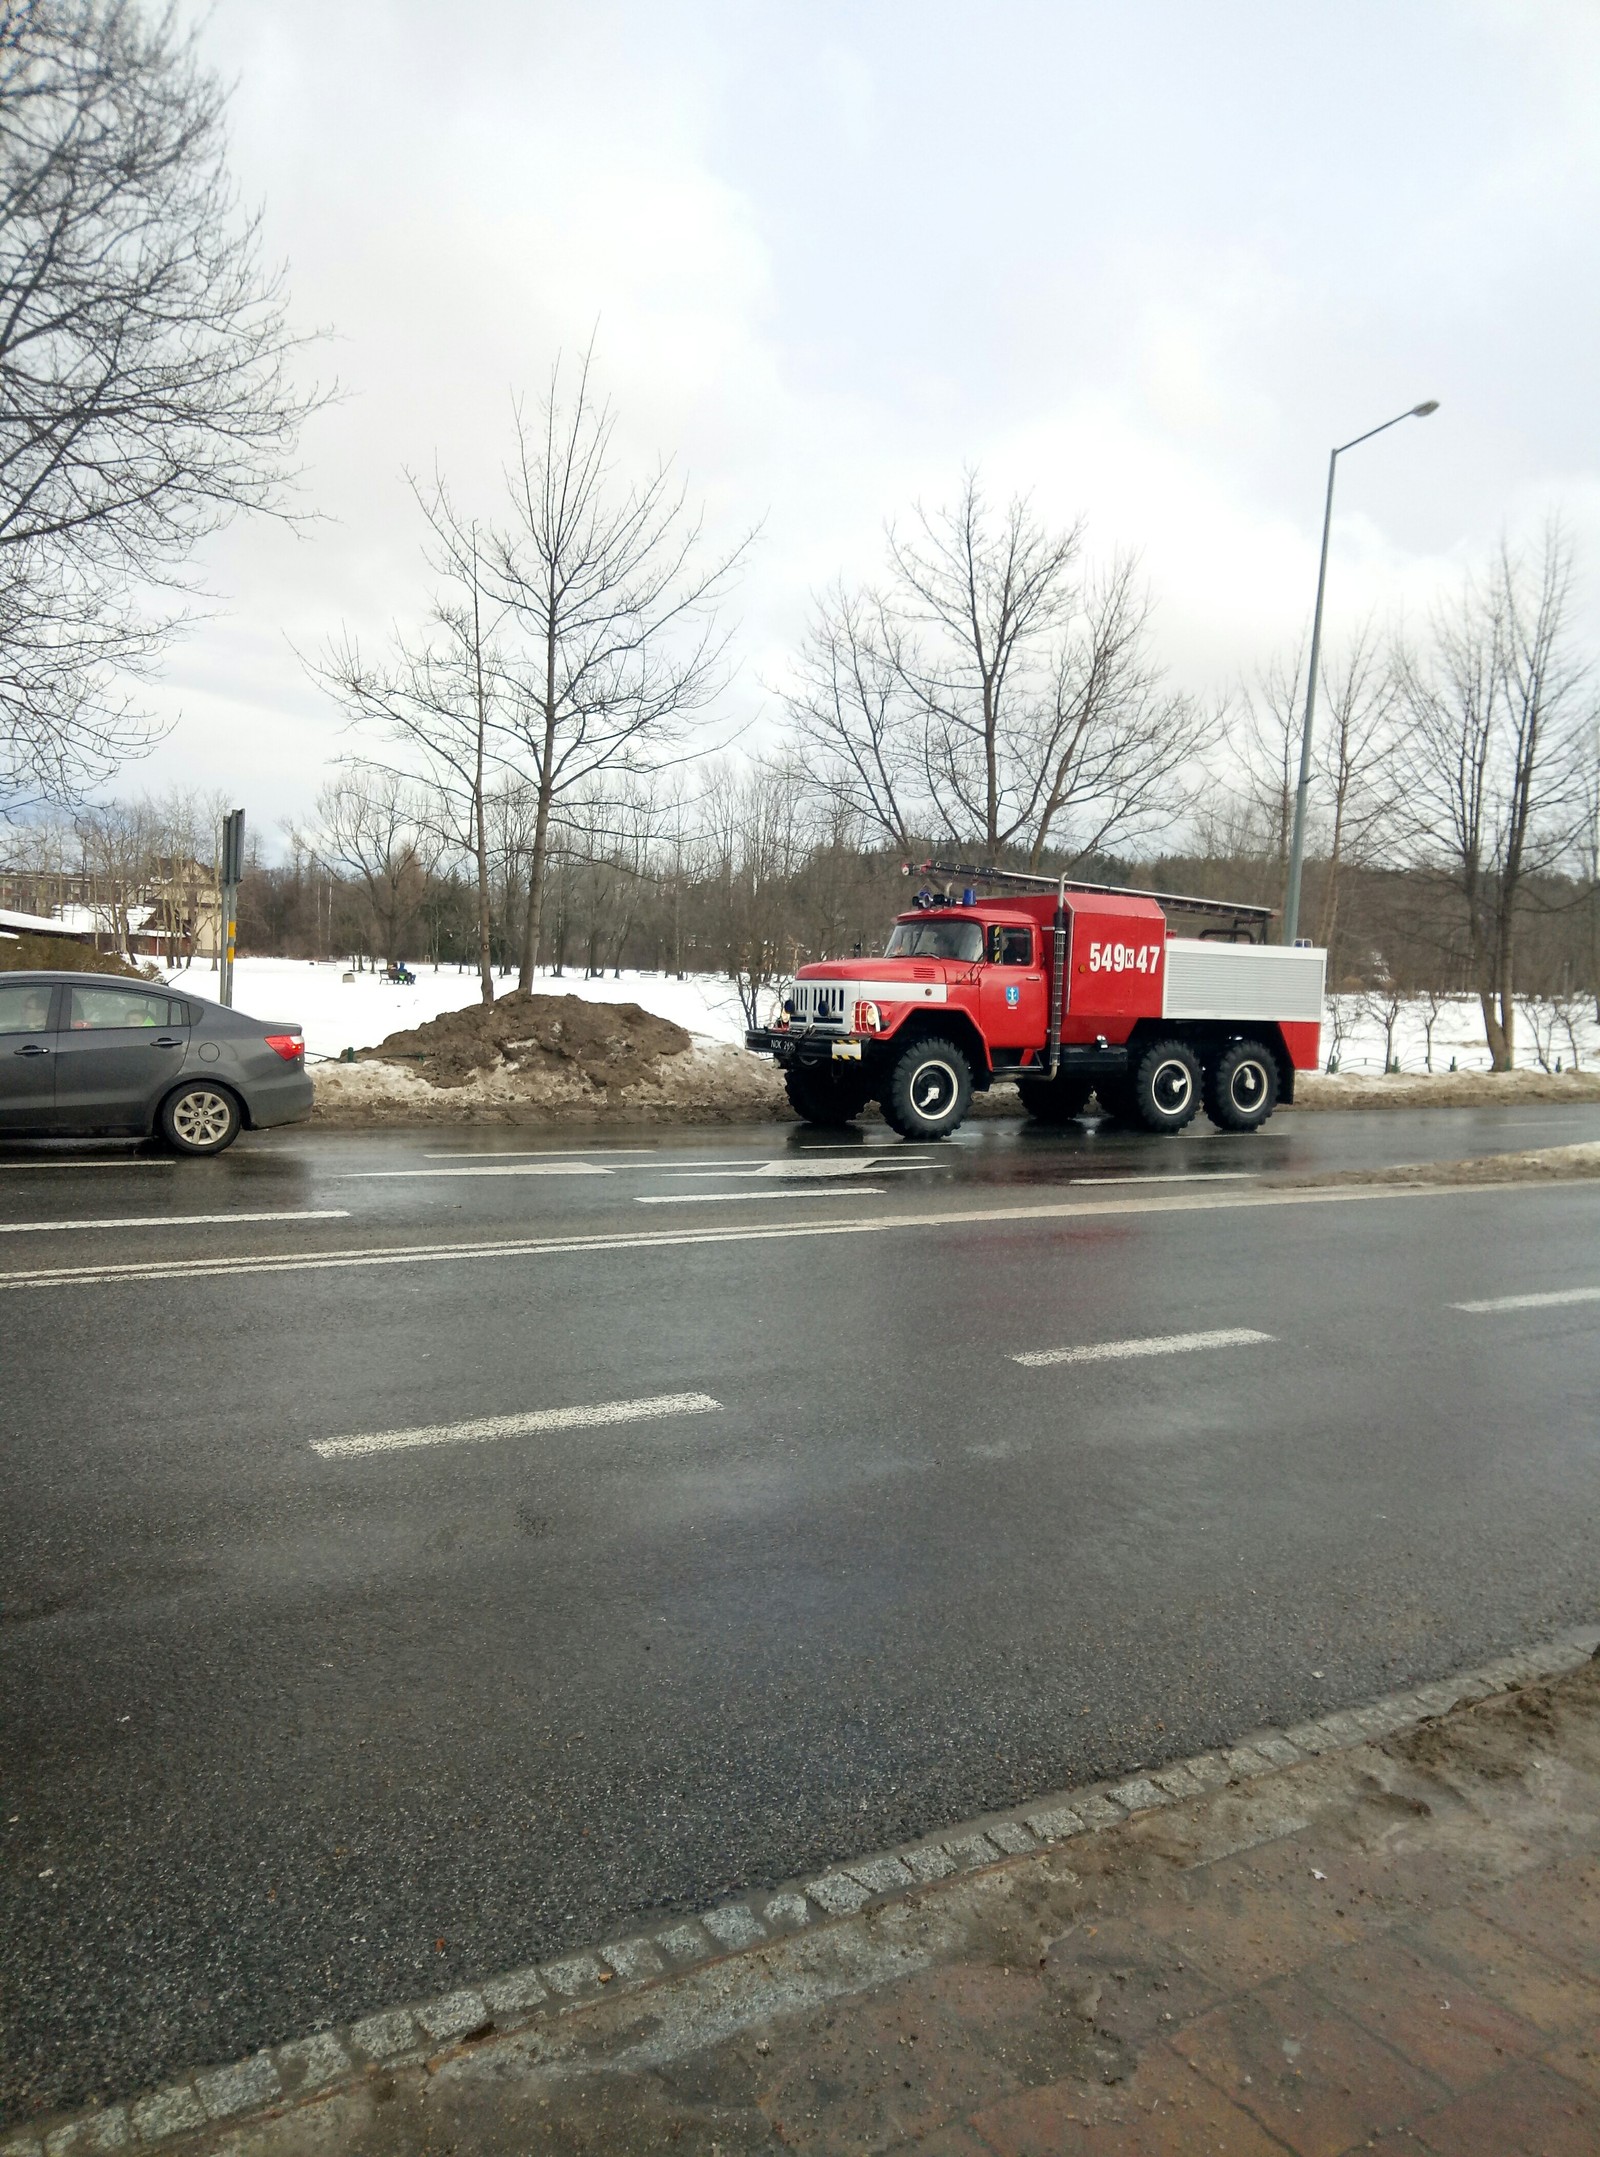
9, 1623, 1599, 2156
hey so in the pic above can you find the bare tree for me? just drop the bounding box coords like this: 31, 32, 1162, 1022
1357, 982, 1405, 1073
1395, 526, 1595, 1068
785, 473, 1210, 866
1313, 620, 1399, 967
73, 794, 158, 952
1018, 554, 1217, 868
783, 582, 919, 850
1234, 647, 1304, 871
486, 349, 747, 990
307, 770, 428, 965
0, 0, 320, 817
315, 479, 501, 1004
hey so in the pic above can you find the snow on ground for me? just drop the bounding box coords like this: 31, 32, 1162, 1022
154, 956, 751, 1060
1324, 993, 1598, 1075
152, 958, 1598, 1075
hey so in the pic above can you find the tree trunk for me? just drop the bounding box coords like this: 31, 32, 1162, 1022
518, 779, 554, 989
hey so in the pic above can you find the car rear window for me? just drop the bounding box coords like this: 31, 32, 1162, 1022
0, 981, 54, 1034
67, 986, 185, 1031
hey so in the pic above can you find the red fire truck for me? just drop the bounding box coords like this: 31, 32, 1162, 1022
745, 861, 1325, 1140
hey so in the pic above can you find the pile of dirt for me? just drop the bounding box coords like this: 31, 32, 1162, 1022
313, 991, 789, 1125
355, 990, 694, 1091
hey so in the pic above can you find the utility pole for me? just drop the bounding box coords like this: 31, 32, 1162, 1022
1282, 400, 1440, 945
219, 808, 245, 1006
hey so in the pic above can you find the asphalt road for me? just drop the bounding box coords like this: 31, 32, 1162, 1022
3, 1100, 1600, 2122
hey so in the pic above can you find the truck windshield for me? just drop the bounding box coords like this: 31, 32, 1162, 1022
884, 919, 983, 962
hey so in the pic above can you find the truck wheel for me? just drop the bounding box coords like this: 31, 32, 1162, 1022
1204, 1039, 1279, 1131
881, 1035, 972, 1140
1092, 1075, 1138, 1123
1017, 1073, 1094, 1124
1129, 1038, 1202, 1134
784, 1066, 869, 1128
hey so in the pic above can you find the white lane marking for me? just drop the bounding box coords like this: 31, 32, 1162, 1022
313, 1390, 721, 1460
332, 1164, 612, 1180
0, 1177, 1581, 1290
636, 1187, 889, 1205
423, 1148, 659, 1160
1451, 1286, 1600, 1313
1014, 1326, 1274, 1368
1069, 1173, 1258, 1186
0, 1208, 349, 1236
659, 1159, 929, 1180
421, 1144, 898, 1163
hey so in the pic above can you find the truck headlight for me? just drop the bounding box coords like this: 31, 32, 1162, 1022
854, 1000, 884, 1032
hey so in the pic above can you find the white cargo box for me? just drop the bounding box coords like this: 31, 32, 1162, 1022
1163, 939, 1325, 1024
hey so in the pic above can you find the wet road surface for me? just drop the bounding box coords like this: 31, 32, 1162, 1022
3, 1102, 1600, 2119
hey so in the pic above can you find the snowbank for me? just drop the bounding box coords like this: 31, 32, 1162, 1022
1296, 1069, 1600, 1110
156, 956, 751, 1060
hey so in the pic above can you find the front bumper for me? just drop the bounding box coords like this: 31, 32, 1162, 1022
746, 1028, 863, 1067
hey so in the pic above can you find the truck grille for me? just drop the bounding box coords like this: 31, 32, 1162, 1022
787, 981, 848, 1027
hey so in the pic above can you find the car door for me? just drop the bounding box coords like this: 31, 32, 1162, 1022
53, 982, 190, 1131
0, 978, 61, 1131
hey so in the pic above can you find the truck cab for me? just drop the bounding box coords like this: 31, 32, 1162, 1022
745, 863, 1324, 1141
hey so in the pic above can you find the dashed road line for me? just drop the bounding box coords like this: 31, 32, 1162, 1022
636, 1187, 889, 1204
0, 1208, 349, 1236
1451, 1285, 1600, 1313
1069, 1172, 1257, 1186
313, 1391, 722, 1460
1014, 1326, 1274, 1368
333, 1164, 612, 1180
424, 1148, 658, 1160
661, 1159, 929, 1180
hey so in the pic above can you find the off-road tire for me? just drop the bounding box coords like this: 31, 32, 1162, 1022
1017, 1072, 1094, 1125
158, 1082, 242, 1157
1203, 1038, 1279, 1132
784, 1065, 870, 1128
1092, 1075, 1138, 1123
880, 1035, 972, 1141
1128, 1038, 1202, 1134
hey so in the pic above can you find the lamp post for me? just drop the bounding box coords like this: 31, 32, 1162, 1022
1281, 399, 1439, 946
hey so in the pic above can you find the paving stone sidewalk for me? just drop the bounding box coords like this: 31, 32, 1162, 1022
13, 1645, 1600, 2157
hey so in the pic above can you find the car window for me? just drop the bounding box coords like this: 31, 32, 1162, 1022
0, 981, 55, 1034
985, 926, 1032, 966
67, 986, 181, 1031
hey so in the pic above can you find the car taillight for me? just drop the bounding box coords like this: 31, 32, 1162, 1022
264, 1034, 304, 1061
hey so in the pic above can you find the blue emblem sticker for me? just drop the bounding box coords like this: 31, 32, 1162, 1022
1006, 983, 1020, 1007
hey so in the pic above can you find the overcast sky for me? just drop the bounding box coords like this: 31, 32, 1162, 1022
143, 0, 1600, 840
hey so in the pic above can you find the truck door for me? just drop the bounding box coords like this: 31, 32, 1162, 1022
979, 923, 1046, 1048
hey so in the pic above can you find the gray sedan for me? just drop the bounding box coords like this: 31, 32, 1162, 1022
0, 972, 314, 1155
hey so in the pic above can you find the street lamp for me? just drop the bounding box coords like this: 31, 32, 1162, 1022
1281, 399, 1440, 945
